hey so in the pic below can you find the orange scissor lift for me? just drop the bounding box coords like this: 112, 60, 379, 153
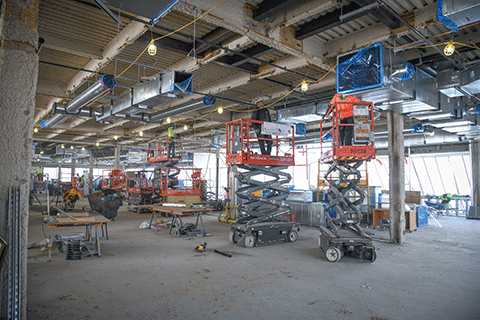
319, 97, 377, 263
225, 118, 300, 248
147, 137, 204, 208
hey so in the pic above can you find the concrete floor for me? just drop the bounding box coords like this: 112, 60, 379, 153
27, 197, 480, 320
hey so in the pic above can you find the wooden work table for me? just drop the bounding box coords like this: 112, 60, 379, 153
140, 205, 212, 237
46, 210, 110, 261
372, 208, 416, 231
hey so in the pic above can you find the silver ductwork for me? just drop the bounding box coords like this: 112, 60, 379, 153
276, 102, 330, 123
96, 70, 193, 123
44, 74, 116, 128
442, 0, 480, 28
336, 43, 438, 114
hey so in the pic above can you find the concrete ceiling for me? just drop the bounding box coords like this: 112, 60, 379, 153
32, 0, 480, 158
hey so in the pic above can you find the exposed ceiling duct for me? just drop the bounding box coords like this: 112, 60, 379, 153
96, 71, 193, 123
336, 43, 438, 114
44, 75, 116, 128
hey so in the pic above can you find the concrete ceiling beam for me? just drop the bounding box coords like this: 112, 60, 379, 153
175, 1, 332, 72
41, 32, 103, 59
323, 4, 436, 59
36, 79, 68, 98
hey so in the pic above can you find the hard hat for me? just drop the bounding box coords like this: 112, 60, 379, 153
253, 97, 264, 104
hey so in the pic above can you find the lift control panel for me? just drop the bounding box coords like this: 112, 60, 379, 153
320, 99, 376, 163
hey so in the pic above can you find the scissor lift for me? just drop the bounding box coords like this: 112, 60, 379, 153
226, 119, 299, 247
319, 98, 377, 262
147, 138, 204, 207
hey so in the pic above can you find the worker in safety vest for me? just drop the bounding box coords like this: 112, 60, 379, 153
167, 127, 175, 158
330, 93, 359, 146
36, 167, 43, 181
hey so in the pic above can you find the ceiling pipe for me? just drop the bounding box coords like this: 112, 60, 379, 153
44, 75, 116, 128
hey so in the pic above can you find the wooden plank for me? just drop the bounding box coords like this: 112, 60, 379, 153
56, 217, 98, 224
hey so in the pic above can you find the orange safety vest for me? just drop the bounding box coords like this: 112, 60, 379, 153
330, 93, 358, 119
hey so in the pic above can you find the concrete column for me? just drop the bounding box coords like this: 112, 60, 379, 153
215, 147, 220, 203
114, 145, 120, 169
387, 110, 405, 244
470, 141, 480, 217
89, 156, 94, 193
0, 1, 39, 318
71, 159, 76, 183
57, 165, 61, 181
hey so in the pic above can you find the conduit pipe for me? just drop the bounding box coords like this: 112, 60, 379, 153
44, 74, 116, 128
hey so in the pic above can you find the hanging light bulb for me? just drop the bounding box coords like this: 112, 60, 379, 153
139, 130, 144, 137
217, 106, 224, 114
114, 135, 118, 140
61, 144, 65, 149
183, 124, 188, 131
40, 151, 44, 154
95, 142, 100, 147
148, 41, 157, 56
81, 147, 85, 151
33, 127, 38, 133
444, 41, 455, 56
166, 117, 172, 124
70, 146, 74, 149
301, 80, 309, 92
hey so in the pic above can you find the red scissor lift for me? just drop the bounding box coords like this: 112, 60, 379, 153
126, 171, 155, 206
225, 119, 300, 247
101, 169, 126, 190
147, 138, 204, 208
319, 98, 377, 262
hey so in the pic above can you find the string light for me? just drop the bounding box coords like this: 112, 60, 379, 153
40, 151, 44, 154
70, 146, 74, 149
81, 147, 85, 151
217, 106, 224, 114
444, 41, 455, 56
33, 127, 38, 133
301, 80, 309, 92
114, 135, 118, 140
95, 142, 100, 147
166, 117, 172, 124
61, 144, 65, 148
183, 125, 188, 131
148, 42, 157, 56
139, 130, 144, 137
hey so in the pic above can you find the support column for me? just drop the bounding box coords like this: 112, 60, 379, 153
0, 1, 39, 318
215, 147, 220, 203
89, 156, 94, 194
469, 141, 480, 218
387, 110, 405, 243
114, 145, 120, 169
57, 165, 61, 181
71, 159, 76, 183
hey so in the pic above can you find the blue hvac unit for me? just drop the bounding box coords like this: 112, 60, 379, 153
337, 42, 384, 94
417, 206, 429, 227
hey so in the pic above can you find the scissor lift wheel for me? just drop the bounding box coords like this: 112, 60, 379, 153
325, 247, 342, 262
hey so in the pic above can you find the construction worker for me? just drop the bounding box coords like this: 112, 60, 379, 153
167, 126, 175, 158
330, 93, 359, 146
36, 167, 43, 181
251, 98, 272, 155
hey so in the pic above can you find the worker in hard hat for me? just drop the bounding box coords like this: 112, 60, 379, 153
251, 98, 272, 155
167, 127, 175, 158
331, 93, 359, 146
